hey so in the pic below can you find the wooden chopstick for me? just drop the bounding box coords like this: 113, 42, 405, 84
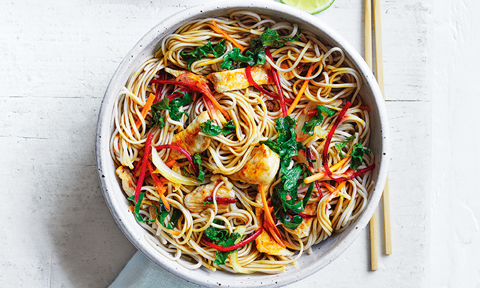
364, 0, 378, 271
373, 0, 392, 256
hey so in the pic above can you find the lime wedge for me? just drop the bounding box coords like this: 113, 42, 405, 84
280, 0, 335, 15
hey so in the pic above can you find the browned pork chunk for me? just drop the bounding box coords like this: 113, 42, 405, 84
229, 144, 280, 186
167, 111, 211, 161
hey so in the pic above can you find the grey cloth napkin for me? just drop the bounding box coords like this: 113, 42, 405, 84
109, 251, 202, 288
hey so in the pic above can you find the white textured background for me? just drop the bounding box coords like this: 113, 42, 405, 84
0, 0, 477, 287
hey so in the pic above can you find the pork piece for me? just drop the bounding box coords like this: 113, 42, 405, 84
207, 65, 295, 94
255, 229, 294, 257
184, 175, 235, 213
167, 111, 211, 161
115, 166, 136, 197
229, 144, 280, 186
253, 193, 294, 257
284, 203, 317, 238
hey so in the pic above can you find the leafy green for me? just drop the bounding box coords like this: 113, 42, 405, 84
349, 143, 371, 170
244, 38, 267, 67
149, 102, 166, 129
128, 193, 155, 223
261, 116, 299, 166
204, 220, 242, 265
221, 120, 236, 136
200, 119, 236, 136
260, 28, 284, 47
260, 116, 314, 230
193, 154, 205, 182
335, 135, 356, 158
221, 48, 255, 70
219, 28, 301, 70
151, 92, 193, 122
180, 40, 226, 69
259, 28, 301, 47
200, 119, 222, 136
302, 105, 336, 136
128, 194, 181, 228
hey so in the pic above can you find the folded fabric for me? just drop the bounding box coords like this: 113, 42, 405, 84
109, 251, 203, 288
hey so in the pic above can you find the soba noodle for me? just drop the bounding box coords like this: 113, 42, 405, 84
110, 11, 375, 273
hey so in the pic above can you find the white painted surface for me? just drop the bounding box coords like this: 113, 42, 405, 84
0, 0, 475, 287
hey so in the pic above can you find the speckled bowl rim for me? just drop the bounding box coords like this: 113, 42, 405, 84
96, 1, 390, 287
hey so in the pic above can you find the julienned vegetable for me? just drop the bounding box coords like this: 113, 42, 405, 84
202, 227, 263, 252
134, 133, 154, 202
155, 144, 198, 176
203, 196, 238, 204
151, 147, 202, 186
265, 48, 287, 116
323, 102, 352, 176
245, 65, 293, 104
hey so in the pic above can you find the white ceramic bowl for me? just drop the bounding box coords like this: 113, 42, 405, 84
96, 1, 390, 286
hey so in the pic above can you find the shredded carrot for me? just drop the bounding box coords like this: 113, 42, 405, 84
128, 206, 135, 213
287, 63, 316, 115
132, 93, 155, 133
304, 156, 351, 184
328, 181, 347, 201
259, 185, 285, 247
322, 182, 335, 193
165, 159, 177, 168
147, 161, 170, 211
210, 19, 246, 52
167, 229, 181, 236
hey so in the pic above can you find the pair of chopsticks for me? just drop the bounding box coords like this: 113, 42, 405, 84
364, 0, 392, 271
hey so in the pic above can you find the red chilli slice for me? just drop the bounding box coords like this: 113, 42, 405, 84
202, 228, 263, 252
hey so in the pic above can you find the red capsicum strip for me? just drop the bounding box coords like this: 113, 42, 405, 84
202, 228, 263, 252
203, 196, 237, 204
134, 133, 154, 202
306, 148, 323, 199
265, 48, 287, 116
245, 65, 293, 104
166, 89, 189, 102
323, 101, 352, 177
155, 144, 199, 176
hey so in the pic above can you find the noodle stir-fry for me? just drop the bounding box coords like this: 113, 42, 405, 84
110, 11, 375, 273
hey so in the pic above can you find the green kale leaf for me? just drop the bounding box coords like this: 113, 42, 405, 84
302, 105, 336, 136
180, 40, 226, 69
349, 143, 371, 170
